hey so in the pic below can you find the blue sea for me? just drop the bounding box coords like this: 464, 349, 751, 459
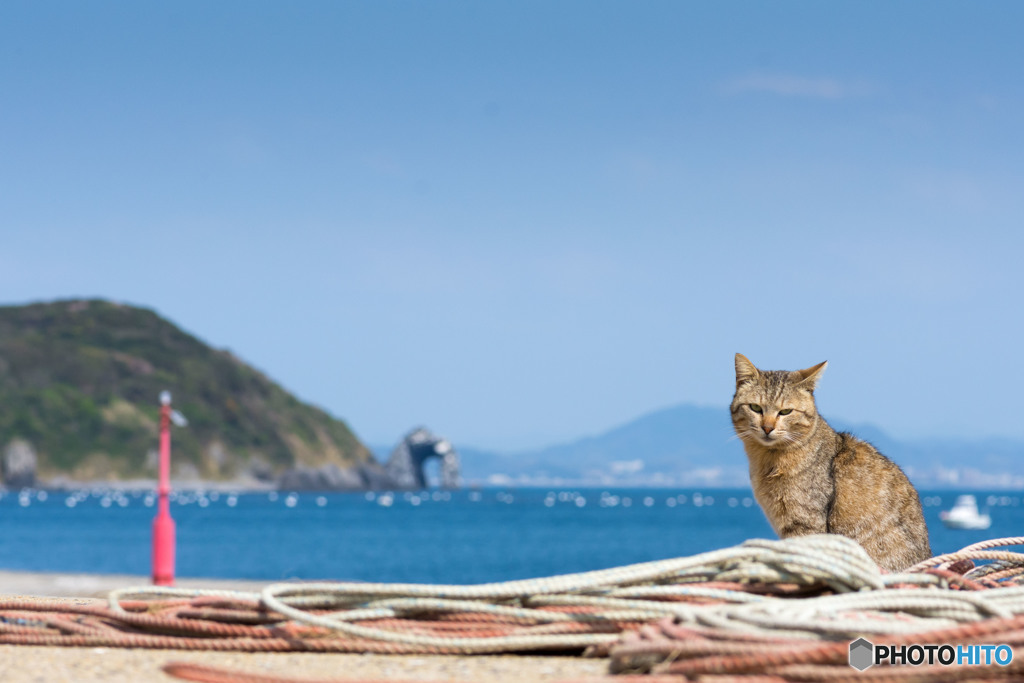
0, 488, 1019, 584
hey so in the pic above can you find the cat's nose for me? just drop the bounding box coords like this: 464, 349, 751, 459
762, 424, 774, 435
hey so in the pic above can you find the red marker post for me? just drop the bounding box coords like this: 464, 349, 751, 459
152, 390, 176, 586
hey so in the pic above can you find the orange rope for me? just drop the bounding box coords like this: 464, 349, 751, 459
162, 661, 407, 683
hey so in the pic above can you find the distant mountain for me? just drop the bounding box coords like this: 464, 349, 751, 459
449, 404, 745, 487
0, 299, 374, 484
447, 405, 1024, 489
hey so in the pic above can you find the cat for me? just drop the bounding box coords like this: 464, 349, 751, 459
730, 353, 930, 572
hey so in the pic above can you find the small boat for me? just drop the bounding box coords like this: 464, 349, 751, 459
939, 494, 991, 530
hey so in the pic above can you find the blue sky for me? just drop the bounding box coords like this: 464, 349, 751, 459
2, 2, 1022, 450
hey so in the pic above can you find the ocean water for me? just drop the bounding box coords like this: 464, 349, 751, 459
0, 488, 1018, 584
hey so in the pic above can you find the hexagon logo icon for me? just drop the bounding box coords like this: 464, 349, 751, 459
849, 637, 874, 671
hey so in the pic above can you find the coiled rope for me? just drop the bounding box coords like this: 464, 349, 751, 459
98, 534, 895, 654
2, 534, 1024, 681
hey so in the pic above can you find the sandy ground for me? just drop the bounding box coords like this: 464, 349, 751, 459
0, 570, 269, 598
0, 646, 609, 683
0, 574, 612, 682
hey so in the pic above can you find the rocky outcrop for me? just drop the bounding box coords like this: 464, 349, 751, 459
274, 428, 461, 491
276, 462, 393, 491
2, 439, 38, 489
384, 427, 461, 490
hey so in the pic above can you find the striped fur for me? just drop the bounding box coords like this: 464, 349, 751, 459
731, 353, 930, 572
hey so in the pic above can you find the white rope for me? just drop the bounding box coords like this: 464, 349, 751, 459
106, 534, 1024, 652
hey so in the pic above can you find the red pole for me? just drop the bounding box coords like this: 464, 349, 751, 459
152, 390, 176, 586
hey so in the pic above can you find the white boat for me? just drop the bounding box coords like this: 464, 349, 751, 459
939, 494, 991, 530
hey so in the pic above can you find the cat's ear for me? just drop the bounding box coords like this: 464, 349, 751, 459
735, 353, 760, 386
794, 361, 828, 389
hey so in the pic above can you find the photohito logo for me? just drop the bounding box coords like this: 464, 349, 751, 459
849, 638, 874, 671
848, 638, 1013, 671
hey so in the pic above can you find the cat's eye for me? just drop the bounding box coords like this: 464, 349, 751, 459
778, 409, 793, 416
749, 404, 763, 414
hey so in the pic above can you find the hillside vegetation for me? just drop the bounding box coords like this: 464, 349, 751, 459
0, 299, 373, 482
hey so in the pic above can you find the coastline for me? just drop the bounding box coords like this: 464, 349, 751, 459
0, 570, 269, 598
35, 476, 277, 493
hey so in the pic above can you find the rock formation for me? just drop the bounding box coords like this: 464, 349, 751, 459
383, 427, 461, 490
265, 429, 462, 491
2, 439, 38, 489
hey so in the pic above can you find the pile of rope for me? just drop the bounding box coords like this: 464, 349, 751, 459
1, 534, 1022, 680
603, 536, 1024, 681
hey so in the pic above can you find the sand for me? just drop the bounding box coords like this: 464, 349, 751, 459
0, 573, 611, 682
0, 570, 268, 598
0, 646, 608, 682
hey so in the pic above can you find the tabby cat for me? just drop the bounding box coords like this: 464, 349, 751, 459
731, 353, 930, 571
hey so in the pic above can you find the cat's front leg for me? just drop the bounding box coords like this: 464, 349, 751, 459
778, 515, 827, 538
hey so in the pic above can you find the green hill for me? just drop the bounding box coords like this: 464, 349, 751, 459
0, 299, 373, 482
